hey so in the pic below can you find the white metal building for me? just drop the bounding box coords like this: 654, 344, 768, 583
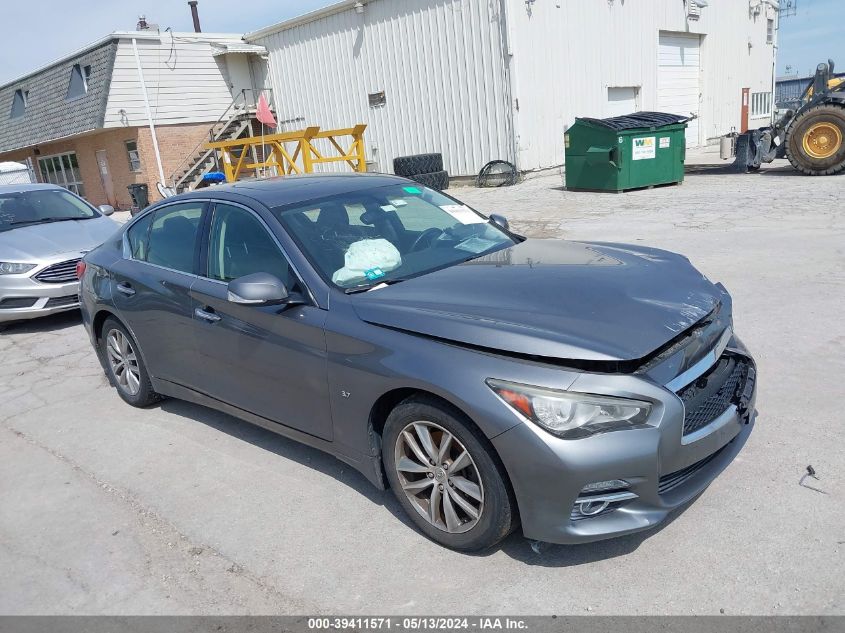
247, 0, 779, 176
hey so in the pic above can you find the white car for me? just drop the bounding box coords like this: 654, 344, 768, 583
0, 184, 119, 326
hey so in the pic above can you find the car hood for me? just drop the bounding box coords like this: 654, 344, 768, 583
0, 216, 120, 261
351, 239, 724, 362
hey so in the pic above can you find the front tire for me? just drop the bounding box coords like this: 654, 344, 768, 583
785, 104, 845, 175
383, 397, 517, 551
100, 317, 160, 407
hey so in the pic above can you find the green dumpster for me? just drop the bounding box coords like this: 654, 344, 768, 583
564, 112, 688, 192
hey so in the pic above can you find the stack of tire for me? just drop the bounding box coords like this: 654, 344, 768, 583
393, 153, 448, 191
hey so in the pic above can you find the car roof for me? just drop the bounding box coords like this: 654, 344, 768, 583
0, 183, 65, 194
174, 173, 412, 208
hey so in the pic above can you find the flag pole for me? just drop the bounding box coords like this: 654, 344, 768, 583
255, 92, 277, 180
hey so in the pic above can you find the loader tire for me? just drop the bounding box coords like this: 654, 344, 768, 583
408, 170, 449, 191
393, 153, 444, 177
785, 104, 845, 176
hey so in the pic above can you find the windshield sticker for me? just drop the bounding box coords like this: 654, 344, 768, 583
388, 199, 408, 207
440, 204, 486, 225
380, 204, 397, 212
455, 237, 498, 254
403, 186, 422, 194
364, 267, 386, 280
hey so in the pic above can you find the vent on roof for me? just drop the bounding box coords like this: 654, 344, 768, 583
66, 64, 90, 101
9, 89, 28, 119
686, 0, 704, 20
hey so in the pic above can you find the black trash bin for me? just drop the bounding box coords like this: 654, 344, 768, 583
127, 183, 149, 216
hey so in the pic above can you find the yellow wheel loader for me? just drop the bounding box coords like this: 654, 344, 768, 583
735, 60, 845, 175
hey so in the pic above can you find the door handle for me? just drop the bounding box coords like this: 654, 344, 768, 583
116, 282, 135, 296
195, 307, 221, 323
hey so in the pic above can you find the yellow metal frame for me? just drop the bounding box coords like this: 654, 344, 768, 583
205, 124, 367, 183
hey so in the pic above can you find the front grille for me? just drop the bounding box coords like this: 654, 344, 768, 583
678, 355, 748, 436
0, 297, 38, 309
34, 259, 81, 284
658, 445, 727, 494
44, 295, 79, 309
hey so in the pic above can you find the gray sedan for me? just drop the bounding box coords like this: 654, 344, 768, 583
0, 184, 118, 325
78, 174, 756, 551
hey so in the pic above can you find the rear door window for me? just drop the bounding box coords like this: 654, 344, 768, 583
126, 212, 153, 260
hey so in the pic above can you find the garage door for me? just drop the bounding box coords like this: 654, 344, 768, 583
658, 32, 701, 147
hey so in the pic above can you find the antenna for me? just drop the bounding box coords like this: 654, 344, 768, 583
779, 0, 798, 18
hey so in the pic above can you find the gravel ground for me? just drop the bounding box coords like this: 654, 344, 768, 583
1, 150, 843, 615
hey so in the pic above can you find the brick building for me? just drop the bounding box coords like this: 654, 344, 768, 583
0, 30, 269, 209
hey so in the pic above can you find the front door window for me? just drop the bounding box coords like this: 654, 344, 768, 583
207, 203, 292, 287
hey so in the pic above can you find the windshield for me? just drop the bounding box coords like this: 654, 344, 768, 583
0, 189, 98, 232
273, 184, 517, 290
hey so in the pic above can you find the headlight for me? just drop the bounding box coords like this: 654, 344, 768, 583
0, 262, 36, 275
487, 379, 652, 439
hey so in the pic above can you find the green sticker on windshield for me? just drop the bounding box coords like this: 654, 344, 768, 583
403, 186, 421, 194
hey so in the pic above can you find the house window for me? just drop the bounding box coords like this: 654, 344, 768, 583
767, 19, 774, 44
10, 89, 28, 119
37, 152, 86, 198
750, 92, 772, 117
125, 141, 142, 172
66, 63, 90, 100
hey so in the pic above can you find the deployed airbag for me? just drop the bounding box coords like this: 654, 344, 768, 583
332, 238, 402, 285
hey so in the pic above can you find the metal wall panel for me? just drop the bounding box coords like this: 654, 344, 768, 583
252, 0, 777, 174
505, 0, 777, 170
248, 0, 514, 177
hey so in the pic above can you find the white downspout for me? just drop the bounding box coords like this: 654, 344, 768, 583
501, 0, 521, 170
132, 37, 166, 187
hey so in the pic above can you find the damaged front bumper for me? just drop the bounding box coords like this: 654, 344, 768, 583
491, 338, 757, 545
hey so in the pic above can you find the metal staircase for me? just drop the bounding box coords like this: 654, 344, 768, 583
169, 90, 273, 193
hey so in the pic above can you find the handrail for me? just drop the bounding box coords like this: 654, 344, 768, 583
169, 88, 275, 187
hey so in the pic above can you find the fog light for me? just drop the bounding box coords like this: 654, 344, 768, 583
581, 479, 629, 493
571, 488, 639, 521
578, 499, 611, 516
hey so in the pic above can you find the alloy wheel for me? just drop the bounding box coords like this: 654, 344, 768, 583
394, 421, 484, 533
106, 329, 141, 396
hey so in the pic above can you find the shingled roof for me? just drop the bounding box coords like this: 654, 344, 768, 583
0, 41, 117, 152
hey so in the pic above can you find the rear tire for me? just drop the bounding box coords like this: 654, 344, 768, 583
100, 317, 160, 407
785, 104, 845, 175
383, 397, 517, 551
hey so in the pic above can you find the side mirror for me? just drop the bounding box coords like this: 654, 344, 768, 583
98, 204, 115, 216
227, 272, 291, 305
489, 213, 510, 232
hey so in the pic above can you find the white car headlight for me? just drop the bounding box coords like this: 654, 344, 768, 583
487, 379, 652, 439
0, 262, 36, 275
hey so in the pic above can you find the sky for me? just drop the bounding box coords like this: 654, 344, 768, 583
0, 0, 842, 85
776, 0, 844, 77
0, 0, 336, 85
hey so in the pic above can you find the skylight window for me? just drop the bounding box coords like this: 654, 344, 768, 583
66, 63, 90, 100
9, 89, 28, 119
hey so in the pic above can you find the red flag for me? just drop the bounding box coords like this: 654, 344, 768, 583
256, 93, 277, 128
